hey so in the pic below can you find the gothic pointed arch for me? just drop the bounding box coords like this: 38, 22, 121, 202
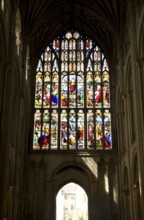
56, 182, 88, 220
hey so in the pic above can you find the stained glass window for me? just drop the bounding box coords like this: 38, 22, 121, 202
33, 31, 112, 151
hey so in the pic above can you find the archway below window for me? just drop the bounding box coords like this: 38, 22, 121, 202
56, 182, 88, 220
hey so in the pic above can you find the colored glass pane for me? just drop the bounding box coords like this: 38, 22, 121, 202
51, 110, 58, 149
61, 110, 68, 149
35, 72, 43, 108
33, 31, 112, 151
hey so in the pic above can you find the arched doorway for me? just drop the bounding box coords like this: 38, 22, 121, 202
56, 182, 88, 220
50, 163, 99, 220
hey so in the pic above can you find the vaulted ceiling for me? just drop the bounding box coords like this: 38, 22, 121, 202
20, 0, 127, 63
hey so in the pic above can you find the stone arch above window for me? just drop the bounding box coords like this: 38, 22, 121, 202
33, 31, 112, 151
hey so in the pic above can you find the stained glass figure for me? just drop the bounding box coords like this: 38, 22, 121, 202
61, 110, 68, 149
95, 83, 102, 107
77, 110, 84, 149
51, 110, 58, 149
87, 72, 94, 107
87, 111, 94, 148
103, 71, 110, 108
33, 110, 41, 149
35, 72, 43, 108
69, 110, 76, 149
33, 31, 112, 151
69, 74, 76, 107
41, 110, 50, 149
103, 110, 112, 148
43, 72, 51, 107
51, 72, 59, 107
61, 74, 68, 107
77, 73, 84, 108
95, 110, 103, 149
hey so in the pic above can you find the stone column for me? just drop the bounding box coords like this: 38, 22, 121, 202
0, 2, 17, 217
44, 165, 52, 220
89, 179, 99, 220
132, 182, 140, 220
108, 159, 118, 220
135, 58, 144, 220
33, 165, 39, 220
98, 158, 110, 220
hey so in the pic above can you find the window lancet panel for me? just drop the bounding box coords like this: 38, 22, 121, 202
33, 31, 112, 151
